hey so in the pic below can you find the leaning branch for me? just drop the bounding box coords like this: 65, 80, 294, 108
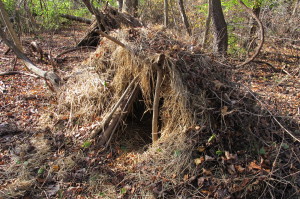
237, 0, 264, 67
60, 14, 92, 24
0, 28, 62, 89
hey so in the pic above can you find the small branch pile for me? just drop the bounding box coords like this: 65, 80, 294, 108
41, 26, 299, 198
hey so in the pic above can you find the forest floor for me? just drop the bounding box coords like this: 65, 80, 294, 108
0, 23, 299, 198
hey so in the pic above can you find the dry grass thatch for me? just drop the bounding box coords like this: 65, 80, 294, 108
36, 26, 300, 198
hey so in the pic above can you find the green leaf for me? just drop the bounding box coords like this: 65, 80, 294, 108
216, 150, 223, 156
173, 150, 181, 157
208, 134, 216, 143
82, 141, 92, 148
99, 192, 105, 196
38, 167, 45, 174
259, 147, 266, 155
156, 148, 162, 152
120, 188, 127, 194
282, 143, 289, 149
16, 160, 21, 164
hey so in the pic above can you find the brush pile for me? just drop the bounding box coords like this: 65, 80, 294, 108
39, 26, 299, 198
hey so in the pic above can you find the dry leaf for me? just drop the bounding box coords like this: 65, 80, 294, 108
213, 80, 224, 89
248, 161, 262, 170
197, 146, 206, 152
194, 156, 205, 165
205, 155, 214, 161
52, 165, 60, 172
203, 168, 212, 176
227, 164, 236, 174
235, 165, 245, 173
183, 174, 189, 181
225, 151, 237, 160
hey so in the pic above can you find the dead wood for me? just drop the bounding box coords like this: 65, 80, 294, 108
77, 5, 142, 47
237, 0, 264, 67
0, 28, 62, 90
60, 14, 92, 24
0, 71, 39, 77
55, 46, 97, 58
91, 76, 139, 140
104, 84, 140, 148
152, 54, 165, 142
29, 41, 43, 61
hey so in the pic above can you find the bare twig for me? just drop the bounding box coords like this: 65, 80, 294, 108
56, 46, 97, 58
243, 85, 300, 143
0, 71, 39, 78
94, 30, 126, 48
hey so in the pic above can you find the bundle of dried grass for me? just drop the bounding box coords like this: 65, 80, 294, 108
39, 26, 299, 198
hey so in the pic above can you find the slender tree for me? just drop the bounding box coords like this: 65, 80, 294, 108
211, 0, 228, 54
202, 0, 212, 47
178, 0, 191, 36
164, 0, 169, 27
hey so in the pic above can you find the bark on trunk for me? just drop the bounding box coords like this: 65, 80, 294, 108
60, 14, 92, 24
164, 0, 169, 27
0, 0, 23, 51
122, 0, 138, 17
117, 0, 123, 11
249, 0, 261, 36
211, 0, 228, 54
202, 0, 212, 47
178, 0, 192, 36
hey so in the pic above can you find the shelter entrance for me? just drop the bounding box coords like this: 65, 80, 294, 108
115, 90, 153, 152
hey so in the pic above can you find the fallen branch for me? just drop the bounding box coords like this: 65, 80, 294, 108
94, 29, 126, 48
0, 71, 39, 78
104, 84, 140, 148
237, 0, 264, 67
90, 76, 139, 139
0, 28, 62, 90
56, 46, 97, 58
60, 14, 92, 24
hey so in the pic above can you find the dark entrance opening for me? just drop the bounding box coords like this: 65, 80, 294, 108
114, 90, 152, 152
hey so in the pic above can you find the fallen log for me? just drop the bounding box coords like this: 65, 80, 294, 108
0, 28, 62, 90
60, 14, 92, 24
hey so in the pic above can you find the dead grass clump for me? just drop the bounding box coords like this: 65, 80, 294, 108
39, 26, 299, 198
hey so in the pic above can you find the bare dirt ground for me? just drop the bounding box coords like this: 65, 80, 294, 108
0, 23, 299, 198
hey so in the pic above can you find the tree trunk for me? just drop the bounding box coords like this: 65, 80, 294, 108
117, 0, 123, 11
202, 0, 212, 47
164, 0, 169, 27
60, 14, 92, 24
178, 0, 192, 36
122, 0, 138, 17
249, 0, 261, 36
211, 0, 228, 54
0, 28, 62, 89
0, 0, 23, 51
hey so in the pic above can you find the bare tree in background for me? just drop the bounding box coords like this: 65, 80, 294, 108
202, 0, 212, 47
178, 0, 191, 36
164, 0, 169, 27
211, 0, 228, 54
122, 0, 138, 17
